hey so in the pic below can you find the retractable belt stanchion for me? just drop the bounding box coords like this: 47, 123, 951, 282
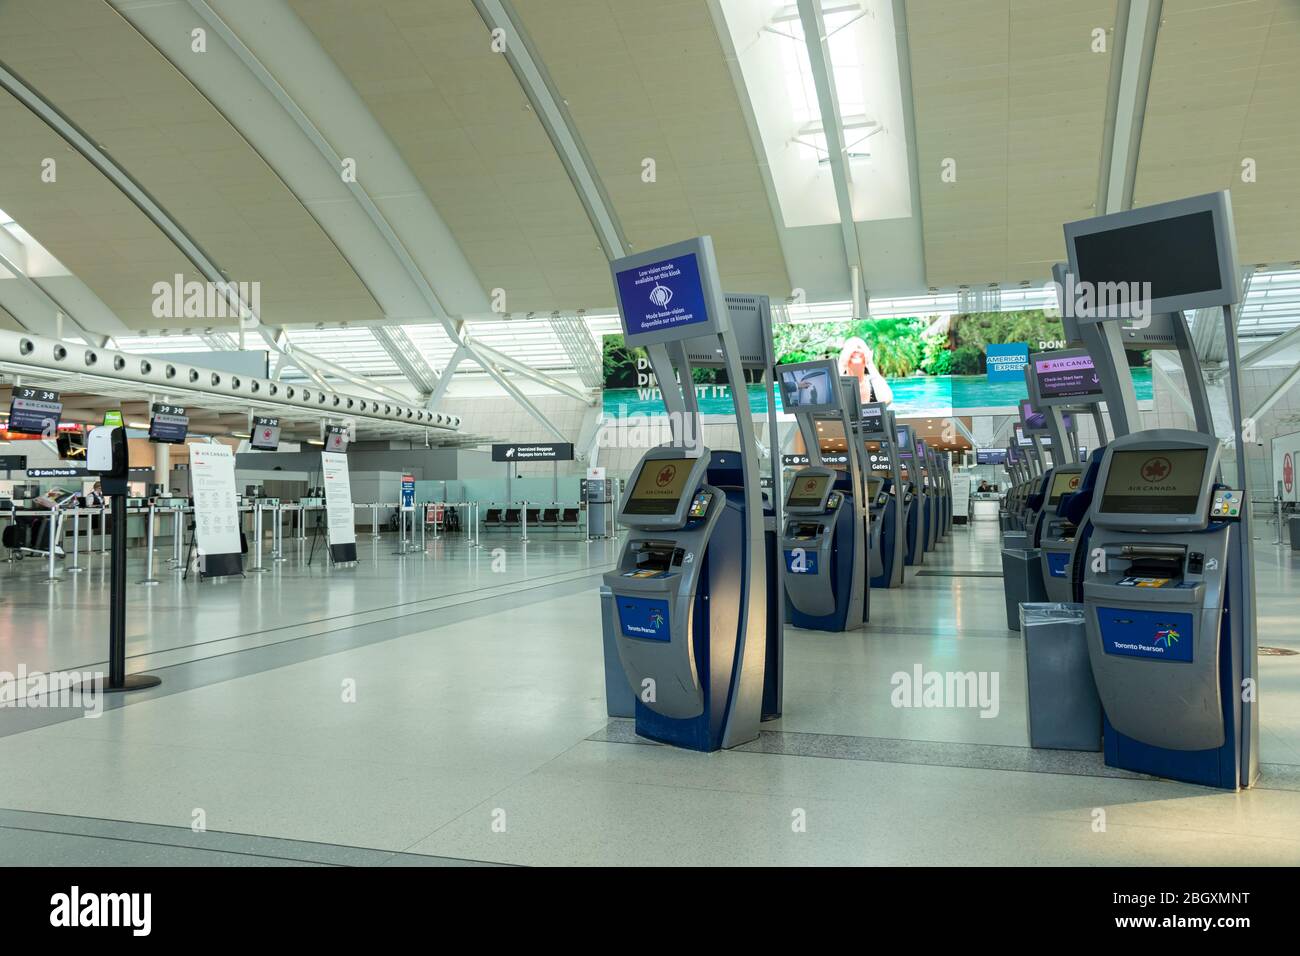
67, 508, 85, 574
273, 502, 286, 562
98, 504, 107, 554
45, 507, 62, 583
521, 501, 529, 542
170, 508, 184, 570
249, 503, 267, 573
136, 503, 160, 586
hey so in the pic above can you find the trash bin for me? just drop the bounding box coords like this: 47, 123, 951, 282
1289, 514, 1300, 552
1001, 544, 1046, 631
1020, 602, 1102, 751
600, 585, 635, 717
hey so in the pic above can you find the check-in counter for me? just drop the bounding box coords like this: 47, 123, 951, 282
971, 493, 1002, 522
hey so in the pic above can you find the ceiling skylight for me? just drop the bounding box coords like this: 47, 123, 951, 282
720, 0, 913, 228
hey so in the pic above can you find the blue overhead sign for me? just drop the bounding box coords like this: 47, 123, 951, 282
614, 253, 710, 339
985, 343, 1030, 383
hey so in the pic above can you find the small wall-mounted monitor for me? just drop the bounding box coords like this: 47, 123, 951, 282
250, 416, 281, 451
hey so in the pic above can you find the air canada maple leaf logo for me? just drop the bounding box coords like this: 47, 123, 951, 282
655, 464, 677, 487
1141, 456, 1172, 482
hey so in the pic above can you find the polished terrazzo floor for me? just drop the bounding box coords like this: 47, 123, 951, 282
1, 521, 1298, 866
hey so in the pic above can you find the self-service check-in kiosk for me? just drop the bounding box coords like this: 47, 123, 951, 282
862, 402, 905, 588
1083, 432, 1249, 788
1059, 190, 1259, 788
1038, 465, 1085, 601
777, 360, 868, 632
897, 425, 924, 566
601, 237, 770, 751
917, 439, 939, 552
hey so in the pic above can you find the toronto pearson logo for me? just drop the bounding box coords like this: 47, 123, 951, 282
655, 464, 677, 488
1140, 456, 1172, 482
1153, 626, 1181, 648
648, 282, 673, 309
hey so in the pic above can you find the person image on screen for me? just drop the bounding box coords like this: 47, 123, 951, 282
839, 337, 894, 406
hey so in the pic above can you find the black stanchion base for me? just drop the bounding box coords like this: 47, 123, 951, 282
103, 673, 162, 694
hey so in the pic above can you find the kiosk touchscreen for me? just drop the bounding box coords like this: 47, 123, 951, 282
1082, 430, 1250, 788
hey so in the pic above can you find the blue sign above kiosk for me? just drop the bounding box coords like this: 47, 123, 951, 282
614, 253, 711, 342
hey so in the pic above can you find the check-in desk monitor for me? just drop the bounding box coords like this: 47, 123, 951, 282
606, 448, 744, 743
780, 467, 845, 617
1082, 431, 1245, 779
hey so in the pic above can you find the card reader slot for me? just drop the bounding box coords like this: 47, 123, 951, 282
632, 541, 684, 573
1123, 556, 1184, 579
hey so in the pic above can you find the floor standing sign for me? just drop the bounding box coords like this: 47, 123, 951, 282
189, 443, 243, 578
401, 474, 415, 511
322, 451, 357, 563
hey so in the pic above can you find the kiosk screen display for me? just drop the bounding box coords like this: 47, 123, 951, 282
786, 473, 831, 509
861, 403, 885, 435
1099, 449, 1208, 515
1034, 351, 1104, 403
625, 458, 694, 516
1049, 470, 1083, 505
780, 367, 835, 408
1073, 212, 1222, 302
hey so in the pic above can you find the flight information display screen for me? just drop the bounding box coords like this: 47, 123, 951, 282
624, 458, 694, 516
251, 416, 281, 451
1099, 449, 1208, 515
1048, 470, 1083, 505
786, 473, 831, 509
7, 387, 62, 436
149, 403, 189, 444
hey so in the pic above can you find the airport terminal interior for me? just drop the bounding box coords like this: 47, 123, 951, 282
1, 0, 1299, 869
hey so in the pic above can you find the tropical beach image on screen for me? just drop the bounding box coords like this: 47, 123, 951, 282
602, 309, 1152, 418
